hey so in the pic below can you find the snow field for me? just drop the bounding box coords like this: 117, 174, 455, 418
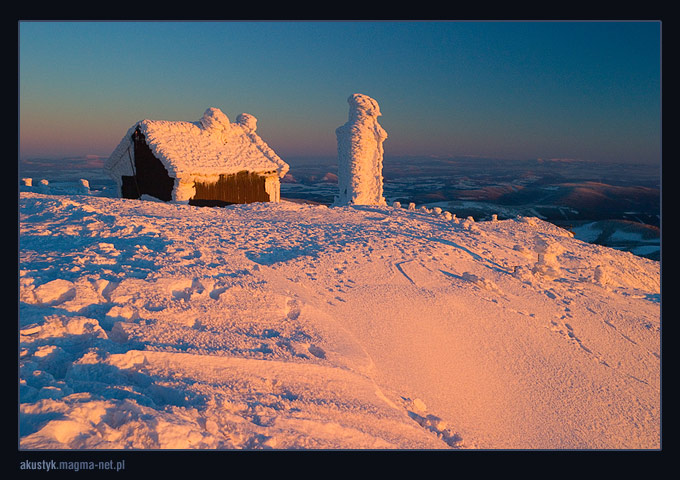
19, 191, 660, 449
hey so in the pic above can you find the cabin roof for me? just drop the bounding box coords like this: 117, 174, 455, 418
105, 108, 289, 180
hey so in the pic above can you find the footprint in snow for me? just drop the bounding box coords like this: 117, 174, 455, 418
401, 397, 463, 448
285, 299, 301, 321
307, 345, 326, 359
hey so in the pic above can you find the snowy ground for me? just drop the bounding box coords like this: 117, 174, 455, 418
18, 187, 661, 450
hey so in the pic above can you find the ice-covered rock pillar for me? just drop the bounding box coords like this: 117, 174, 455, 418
335, 94, 388, 206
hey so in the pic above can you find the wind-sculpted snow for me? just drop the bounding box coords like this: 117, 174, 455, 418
19, 190, 660, 449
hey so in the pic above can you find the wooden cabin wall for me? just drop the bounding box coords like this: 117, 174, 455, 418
191, 171, 270, 206
125, 129, 175, 201
121, 175, 140, 198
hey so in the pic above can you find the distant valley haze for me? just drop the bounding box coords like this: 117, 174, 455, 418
18, 153, 661, 260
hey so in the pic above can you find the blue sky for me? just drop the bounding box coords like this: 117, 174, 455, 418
19, 20, 661, 164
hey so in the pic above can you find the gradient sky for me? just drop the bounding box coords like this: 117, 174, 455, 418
19, 20, 661, 165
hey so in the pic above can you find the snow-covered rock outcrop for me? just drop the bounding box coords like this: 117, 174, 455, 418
335, 94, 388, 206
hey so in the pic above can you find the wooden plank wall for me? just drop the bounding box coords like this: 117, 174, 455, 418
192, 171, 270, 205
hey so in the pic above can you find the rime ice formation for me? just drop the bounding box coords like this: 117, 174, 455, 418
335, 94, 388, 206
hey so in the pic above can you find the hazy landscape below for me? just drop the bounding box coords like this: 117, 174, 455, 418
281, 156, 661, 260
19, 155, 661, 260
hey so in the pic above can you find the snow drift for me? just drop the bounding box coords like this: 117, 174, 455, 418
18, 187, 660, 449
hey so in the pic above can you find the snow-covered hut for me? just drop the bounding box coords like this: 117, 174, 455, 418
105, 108, 289, 206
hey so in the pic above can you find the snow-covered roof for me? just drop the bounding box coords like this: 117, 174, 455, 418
105, 108, 289, 180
